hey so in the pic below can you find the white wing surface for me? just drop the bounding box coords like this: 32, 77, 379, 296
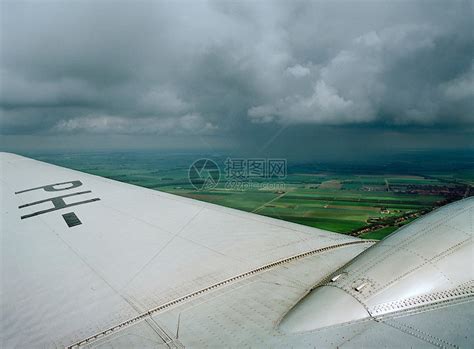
1, 152, 472, 348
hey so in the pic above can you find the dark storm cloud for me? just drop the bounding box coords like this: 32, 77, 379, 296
0, 0, 473, 153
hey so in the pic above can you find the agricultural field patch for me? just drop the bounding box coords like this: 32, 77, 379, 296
30, 151, 473, 240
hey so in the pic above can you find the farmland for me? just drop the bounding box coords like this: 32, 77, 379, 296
30, 150, 473, 240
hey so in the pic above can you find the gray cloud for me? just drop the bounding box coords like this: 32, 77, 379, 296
0, 0, 473, 155
248, 17, 473, 126
54, 113, 217, 135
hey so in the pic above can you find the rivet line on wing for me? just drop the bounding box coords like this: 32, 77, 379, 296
67, 239, 375, 349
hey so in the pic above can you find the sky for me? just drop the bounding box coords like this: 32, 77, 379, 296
1, 0, 473, 160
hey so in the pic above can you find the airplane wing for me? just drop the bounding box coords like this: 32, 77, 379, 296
1, 152, 472, 348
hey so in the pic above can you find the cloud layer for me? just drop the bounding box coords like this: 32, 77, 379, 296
0, 0, 472, 154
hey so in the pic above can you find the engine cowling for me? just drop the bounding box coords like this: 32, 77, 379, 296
280, 197, 474, 333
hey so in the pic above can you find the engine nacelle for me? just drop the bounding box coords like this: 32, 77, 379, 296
280, 197, 474, 333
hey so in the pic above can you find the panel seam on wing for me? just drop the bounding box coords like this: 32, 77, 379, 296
369, 284, 474, 317
382, 317, 459, 348
66, 240, 375, 348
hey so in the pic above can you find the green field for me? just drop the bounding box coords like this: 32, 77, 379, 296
360, 226, 399, 240
29, 151, 472, 240
168, 177, 445, 235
